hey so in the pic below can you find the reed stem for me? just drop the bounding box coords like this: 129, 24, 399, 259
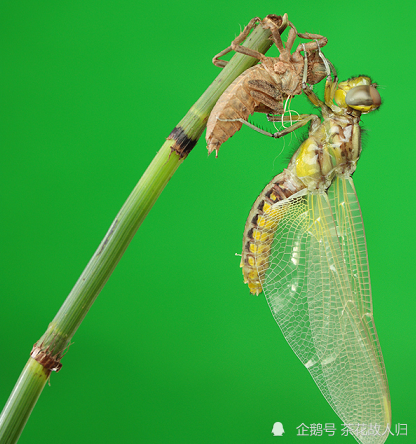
0, 15, 286, 444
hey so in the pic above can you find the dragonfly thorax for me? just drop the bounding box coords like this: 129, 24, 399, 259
292, 116, 360, 191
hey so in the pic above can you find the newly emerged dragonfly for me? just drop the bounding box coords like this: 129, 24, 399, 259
239, 66, 391, 443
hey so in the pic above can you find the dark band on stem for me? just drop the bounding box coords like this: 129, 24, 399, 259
168, 126, 198, 158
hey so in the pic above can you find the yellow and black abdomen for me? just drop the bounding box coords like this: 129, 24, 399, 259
241, 169, 304, 295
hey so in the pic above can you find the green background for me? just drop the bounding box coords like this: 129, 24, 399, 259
1, 1, 414, 443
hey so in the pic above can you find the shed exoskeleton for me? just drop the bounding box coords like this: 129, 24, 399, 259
206, 14, 328, 156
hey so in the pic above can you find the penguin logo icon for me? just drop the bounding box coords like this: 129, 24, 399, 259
271, 422, 285, 436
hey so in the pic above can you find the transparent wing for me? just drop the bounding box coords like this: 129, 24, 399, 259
256, 189, 390, 444
328, 176, 391, 419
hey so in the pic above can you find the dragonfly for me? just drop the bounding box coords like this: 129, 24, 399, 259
239, 60, 391, 444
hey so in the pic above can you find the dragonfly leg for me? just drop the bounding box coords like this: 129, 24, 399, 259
293, 34, 329, 53
265, 15, 292, 55
317, 47, 339, 108
302, 83, 334, 118
216, 116, 277, 138
267, 114, 321, 138
286, 20, 328, 53
230, 38, 268, 63
285, 22, 299, 52
325, 61, 339, 108
212, 17, 262, 68
216, 113, 319, 139
213, 15, 289, 68
301, 44, 309, 89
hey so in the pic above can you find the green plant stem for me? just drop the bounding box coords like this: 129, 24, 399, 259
39, 143, 183, 353
0, 15, 287, 444
0, 360, 50, 444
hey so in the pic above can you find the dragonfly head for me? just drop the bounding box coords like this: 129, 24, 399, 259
334, 76, 381, 113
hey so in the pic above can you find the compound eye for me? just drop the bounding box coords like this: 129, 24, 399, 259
345, 85, 381, 112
